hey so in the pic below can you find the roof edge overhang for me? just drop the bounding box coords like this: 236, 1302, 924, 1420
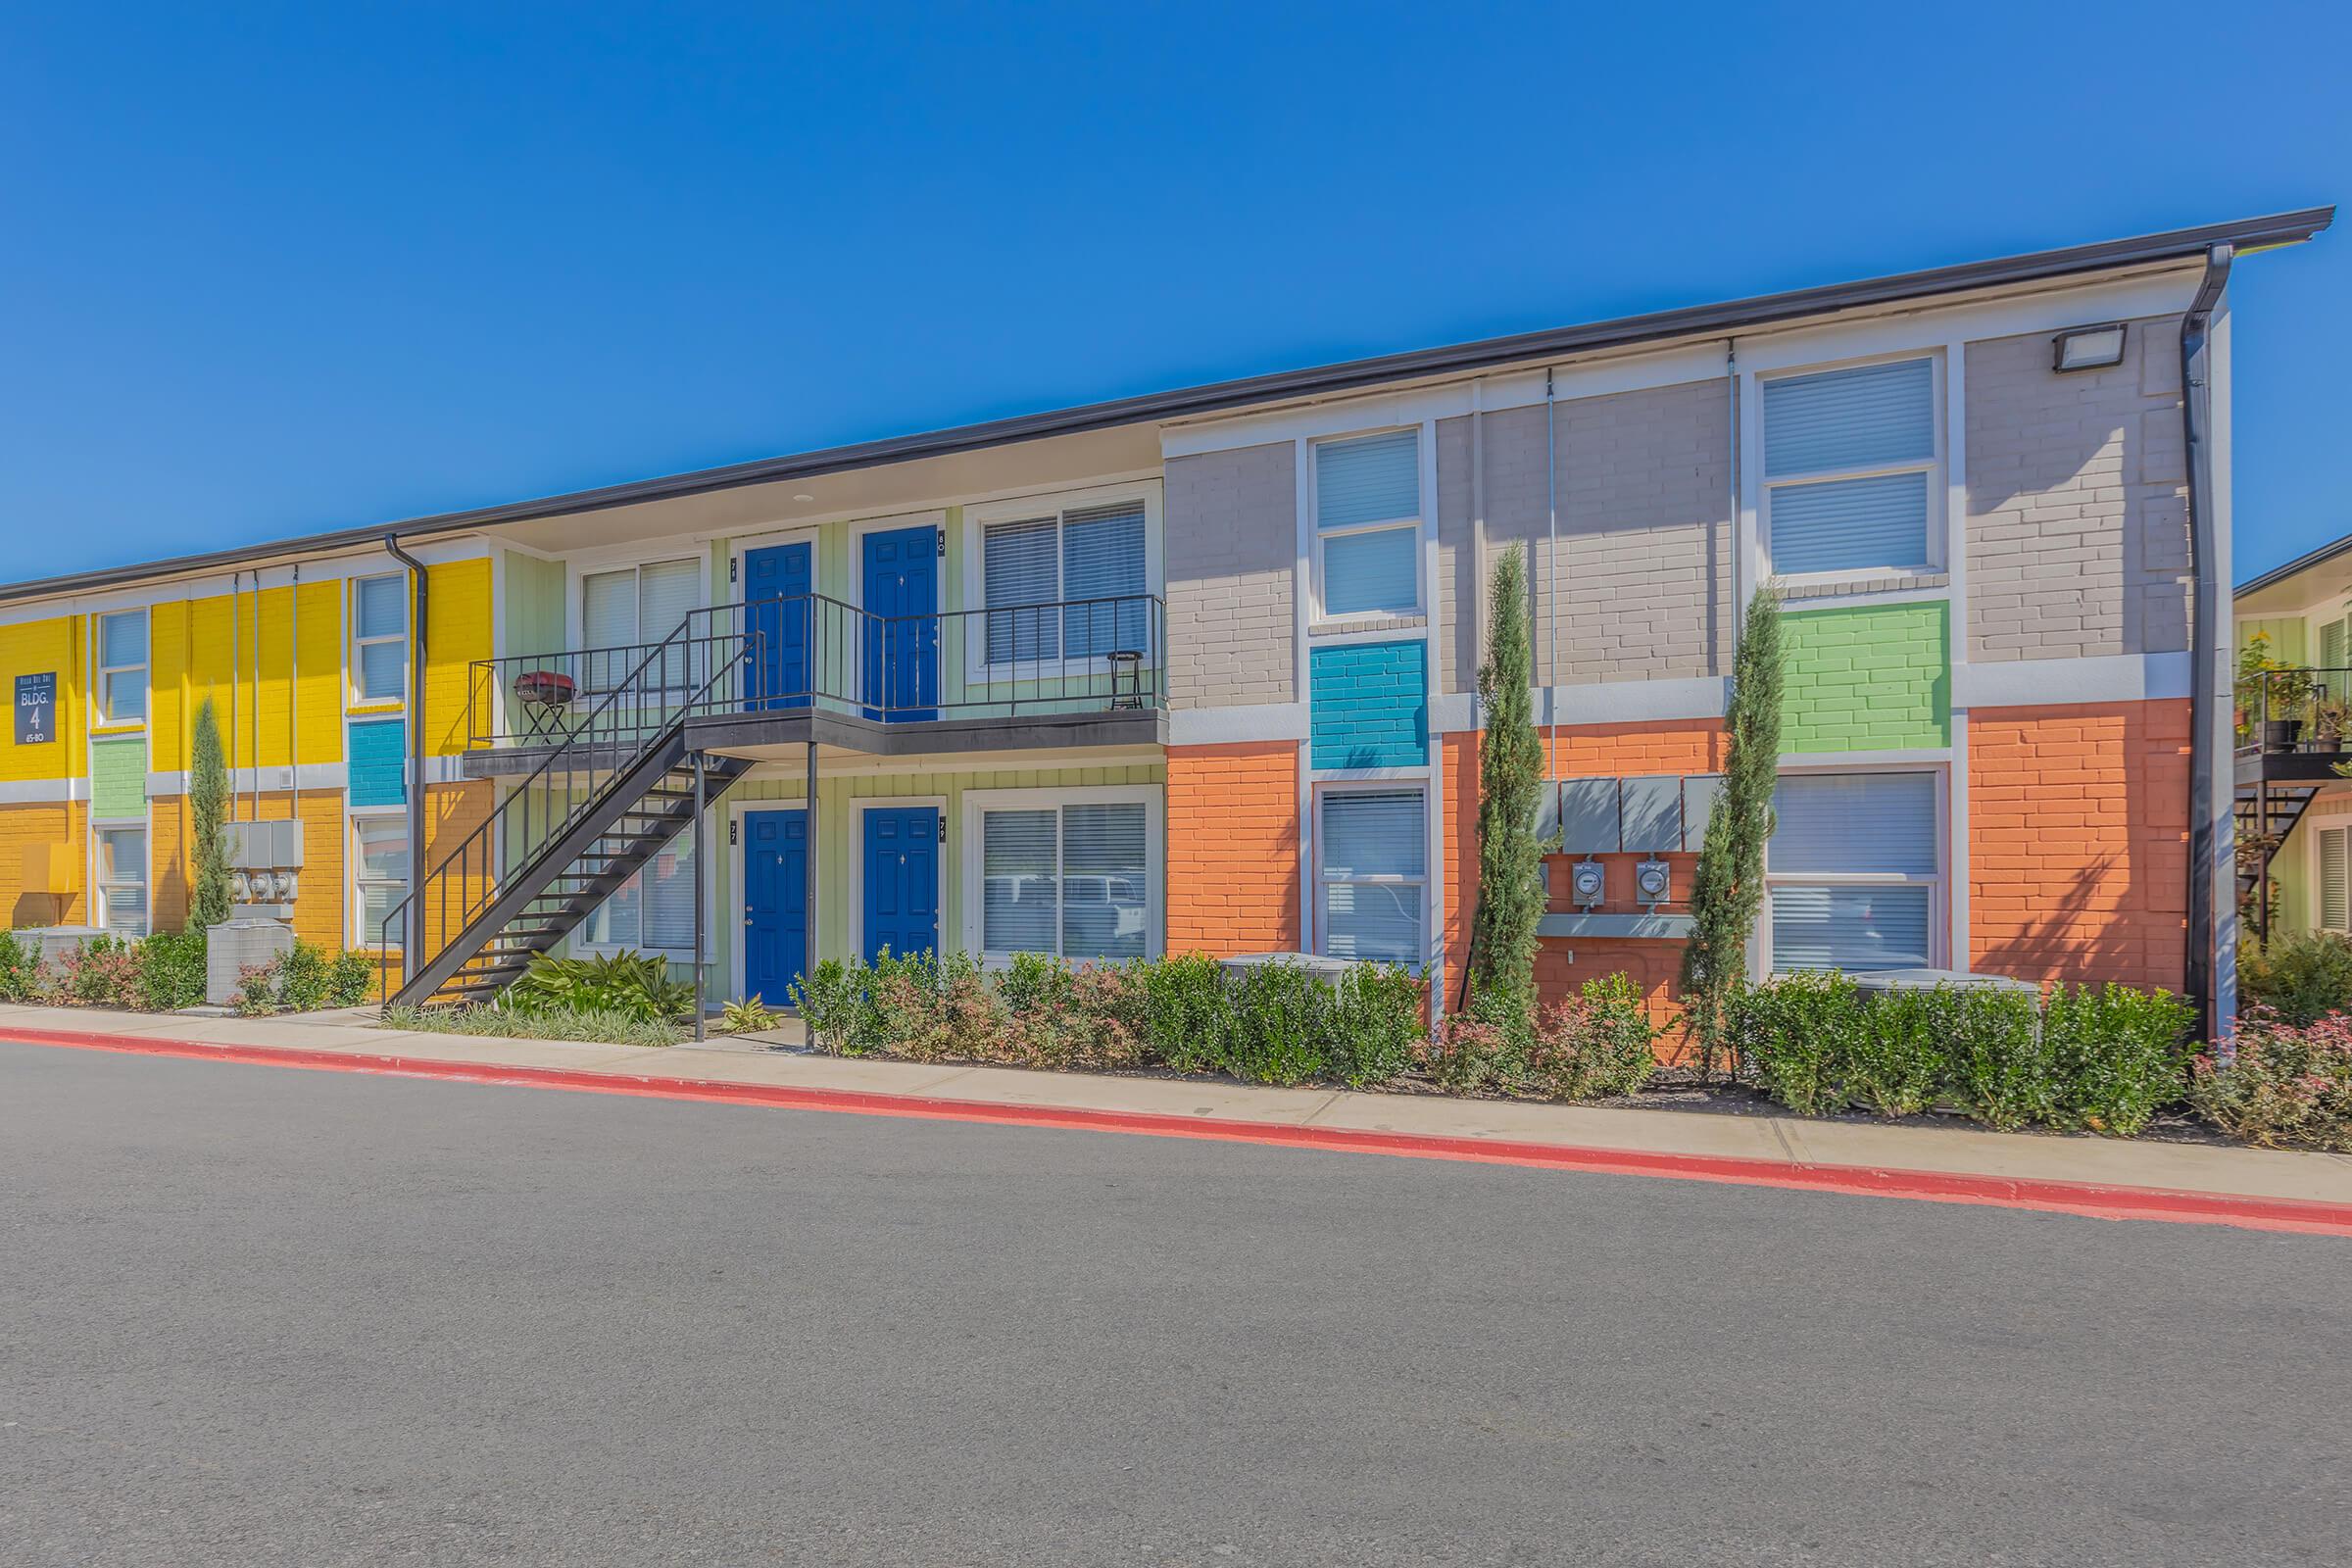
2235, 531, 2352, 603
4, 204, 2331, 609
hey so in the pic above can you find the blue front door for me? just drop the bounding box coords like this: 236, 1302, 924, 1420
743, 542, 812, 710
743, 808, 808, 1008
860, 525, 939, 720
861, 807, 939, 964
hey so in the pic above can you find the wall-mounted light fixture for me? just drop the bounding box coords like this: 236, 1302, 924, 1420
2052, 321, 2128, 372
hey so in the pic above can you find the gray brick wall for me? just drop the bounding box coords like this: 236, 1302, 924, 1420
1437, 379, 1733, 693
1164, 441, 1297, 709
1965, 313, 2191, 662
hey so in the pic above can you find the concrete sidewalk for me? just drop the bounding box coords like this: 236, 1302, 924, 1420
5, 1002, 2350, 1221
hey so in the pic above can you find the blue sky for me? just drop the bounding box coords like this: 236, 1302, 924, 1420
1, 2, 2343, 584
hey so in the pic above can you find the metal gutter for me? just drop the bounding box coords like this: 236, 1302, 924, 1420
0, 207, 2330, 609
2181, 243, 2234, 1042
382, 534, 430, 983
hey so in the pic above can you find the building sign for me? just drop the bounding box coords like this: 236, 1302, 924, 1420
16, 672, 55, 746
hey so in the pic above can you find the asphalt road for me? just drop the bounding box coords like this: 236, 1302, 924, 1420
2, 1040, 2347, 1568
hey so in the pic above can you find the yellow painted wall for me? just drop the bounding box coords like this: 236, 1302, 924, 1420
152, 579, 346, 773
0, 800, 86, 926
0, 615, 85, 784
152, 789, 348, 950
423, 559, 493, 756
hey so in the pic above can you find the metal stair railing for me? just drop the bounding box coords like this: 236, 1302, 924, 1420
376, 615, 758, 1007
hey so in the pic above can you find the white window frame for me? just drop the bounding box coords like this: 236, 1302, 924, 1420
1758, 351, 1945, 587
350, 808, 410, 954
1307, 427, 1426, 625
91, 817, 150, 939
962, 483, 1163, 680
1310, 780, 1431, 970
1759, 764, 1947, 974
2303, 809, 2352, 935
349, 572, 410, 710
958, 783, 1162, 965
93, 609, 148, 728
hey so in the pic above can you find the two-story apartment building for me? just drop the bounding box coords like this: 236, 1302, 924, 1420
2234, 529, 2352, 946
0, 208, 2327, 1030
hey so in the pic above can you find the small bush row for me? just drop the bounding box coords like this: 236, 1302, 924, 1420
1418, 973, 1659, 1101
792, 950, 1433, 1090
2238, 929, 2352, 1026
1729, 972, 2196, 1136
0, 928, 368, 1014
380, 1002, 681, 1047
2191, 1010, 2352, 1152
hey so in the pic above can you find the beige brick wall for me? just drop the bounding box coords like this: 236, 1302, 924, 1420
1437, 379, 1732, 693
1965, 313, 2191, 662
1164, 441, 1297, 709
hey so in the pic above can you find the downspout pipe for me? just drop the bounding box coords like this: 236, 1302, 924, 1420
383, 535, 430, 979
2181, 241, 2233, 1044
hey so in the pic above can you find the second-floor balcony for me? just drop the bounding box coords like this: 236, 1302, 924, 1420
2235, 664, 2352, 784
462, 592, 1167, 772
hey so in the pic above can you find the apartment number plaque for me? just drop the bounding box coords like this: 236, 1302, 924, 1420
16, 672, 55, 746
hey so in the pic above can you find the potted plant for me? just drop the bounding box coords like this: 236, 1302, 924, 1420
2238, 635, 2318, 753
2315, 692, 2349, 756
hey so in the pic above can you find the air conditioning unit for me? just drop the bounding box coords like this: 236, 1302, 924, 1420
206, 918, 296, 1006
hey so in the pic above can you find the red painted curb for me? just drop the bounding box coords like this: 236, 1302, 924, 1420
11, 1023, 2352, 1237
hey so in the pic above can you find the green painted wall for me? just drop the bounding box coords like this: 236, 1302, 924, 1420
2269, 828, 2313, 933
89, 736, 146, 819
709, 760, 1163, 997
1782, 601, 1950, 754
2239, 614, 2309, 666
501, 551, 565, 660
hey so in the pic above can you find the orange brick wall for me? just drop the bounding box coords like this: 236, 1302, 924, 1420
1448, 718, 1726, 1037
1166, 742, 1299, 956
1968, 698, 2188, 992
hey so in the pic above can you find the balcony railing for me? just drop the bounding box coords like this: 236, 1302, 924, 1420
2236, 664, 2352, 759
467, 592, 1165, 750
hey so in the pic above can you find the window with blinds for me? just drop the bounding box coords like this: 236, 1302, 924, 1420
1314, 430, 1420, 618
584, 825, 697, 956
96, 825, 148, 937
96, 610, 148, 723
582, 558, 702, 692
352, 573, 408, 703
1317, 788, 1426, 965
1762, 357, 1936, 577
979, 800, 1149, 961
2321, 826, 2349, 933
1766, 771, 1938, 972
981, 501, 1149, 664
353, 814, 409, 949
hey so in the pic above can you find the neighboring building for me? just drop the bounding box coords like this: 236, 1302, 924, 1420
2235, 532, 2352, 945
0, 209, 2328, 1028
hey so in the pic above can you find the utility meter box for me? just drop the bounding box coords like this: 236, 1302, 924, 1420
224, 818, 305, 917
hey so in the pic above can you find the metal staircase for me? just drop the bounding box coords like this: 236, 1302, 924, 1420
377, 619, 755, 1009
2236, 778, 2326, 942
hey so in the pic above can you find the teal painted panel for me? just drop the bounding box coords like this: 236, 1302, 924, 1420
1309, 640, 1428, 769
348, 719, 407, 807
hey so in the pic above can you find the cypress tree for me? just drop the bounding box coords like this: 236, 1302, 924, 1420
190, 698, 232, 930
1679, 585, 1787, 1078
1468, 544, 1549, 1039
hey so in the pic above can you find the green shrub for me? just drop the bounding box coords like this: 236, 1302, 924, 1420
1417, 1010, 1512, 1096
134, 930, 208, 1012
503, 952, 693, 1023
791, 958, 875, 1055
1736, 973, 2193, 1136
1066, 960, 1151, 1071
2189, 1012, 2352, 1151
2238, 930, 2352, 1026
1732, 971, 1866, 1116
720, 995, 781, 1034
2039, 982, 2195, 1137
1513, 972, 1658, 1101
0, 931, 48, 1003
1327, 963, 1424, 1089
1224, 961, 1334, 1087
1938, 984, 2050, 1130
325, 950, 375, 1008
1142, 953, 1231, 1074
59, 934, 142, 1006
381, 1003, 678, 1047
